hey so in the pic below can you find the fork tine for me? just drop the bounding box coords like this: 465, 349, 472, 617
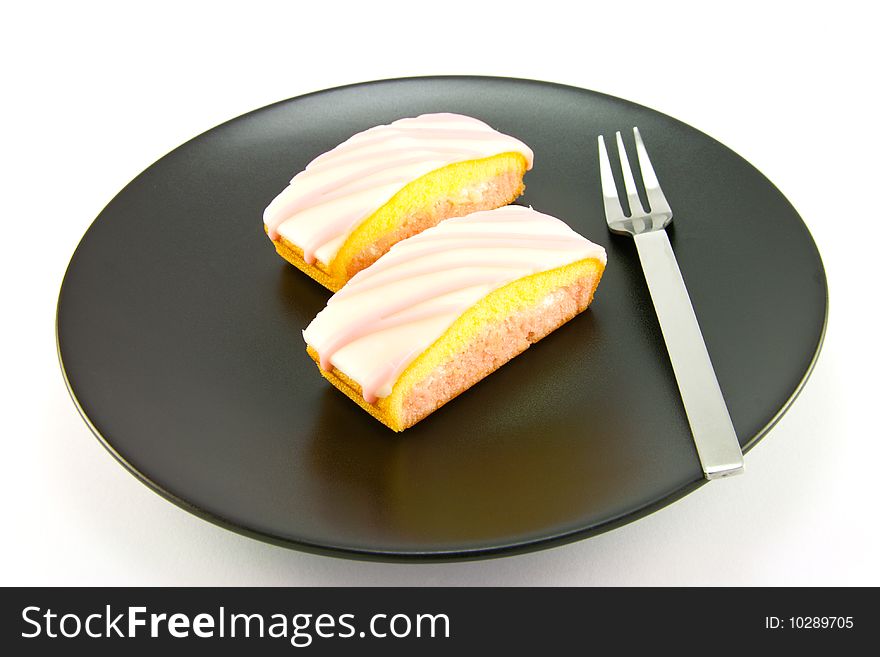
633, 127, 672, 216
615, 131, 646, 217
598, 135, 625, 223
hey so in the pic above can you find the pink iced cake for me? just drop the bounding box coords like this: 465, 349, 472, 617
263, 113, 533, 291
302, 205, 606, 431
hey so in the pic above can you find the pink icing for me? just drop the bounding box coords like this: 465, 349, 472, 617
266, 153, 449, 236
360, 344, 425, 404
316, 271, 514, 370
332, 233, 588, 299
300, 208, 366, 264
263, 113, 534, 260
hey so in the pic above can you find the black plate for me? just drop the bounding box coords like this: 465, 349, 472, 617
57, 77, 827, 560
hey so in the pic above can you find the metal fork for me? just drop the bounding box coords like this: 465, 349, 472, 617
598, 128, 744, 479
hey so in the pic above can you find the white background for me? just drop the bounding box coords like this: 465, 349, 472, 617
3, 0, 877, 585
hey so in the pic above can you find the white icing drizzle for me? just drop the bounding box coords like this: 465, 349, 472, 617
263, 113, 534, 266
303, 205, 606, 402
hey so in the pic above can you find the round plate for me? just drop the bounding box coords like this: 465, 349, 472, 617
57, 77, 827, 560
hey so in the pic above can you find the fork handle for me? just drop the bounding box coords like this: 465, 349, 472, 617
633, 229, 744, 479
